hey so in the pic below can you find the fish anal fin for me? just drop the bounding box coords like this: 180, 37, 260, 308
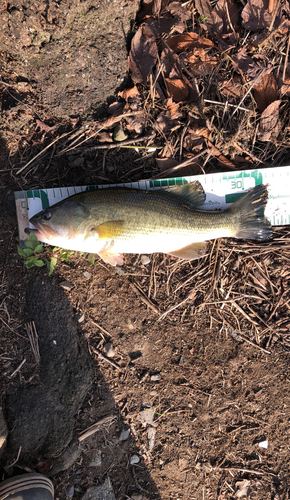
163, 181, 206, 207
92, 220, 125, 239
98, 250, 124, 266
167, 242, 207, 261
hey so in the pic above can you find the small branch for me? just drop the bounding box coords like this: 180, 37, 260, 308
91, 346, 122, 371
10, 359, 26, 378
78, 415, 118, 442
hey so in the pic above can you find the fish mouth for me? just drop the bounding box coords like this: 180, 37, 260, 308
25, 217, 55, 242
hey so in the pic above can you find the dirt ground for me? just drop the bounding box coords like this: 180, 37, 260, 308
1, 0, 290, 499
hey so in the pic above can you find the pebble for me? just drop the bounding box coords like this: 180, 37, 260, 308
119, 426, 130, 441
150, 374, 161, 381
130, 454, 140, 465
81, 477, 116, 500
59, 281, 74, 291
141, 254, 151, 265
104, 343, 115, 358
66, 485, 74, 499
83, 271, 92, 280
76, 312, 85, 323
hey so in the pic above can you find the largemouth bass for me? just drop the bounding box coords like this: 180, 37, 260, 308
26, 182, 272, 266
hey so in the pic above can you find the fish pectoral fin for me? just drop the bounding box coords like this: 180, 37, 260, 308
163, 181, 206, 207
93, 221, 125, 239
98, 250, 124, 266
167, 242, 207, 260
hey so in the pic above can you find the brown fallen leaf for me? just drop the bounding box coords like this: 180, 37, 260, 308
118, 86, 140, 101
207, 140, 236, 168
166, 32, 214, 53
167, 1, 192, 21
257, 99, 281, 141
144, 12, 186, 36
165, 78, 189, 101
156, 100, 183, 132
281, 72, 290, 97
241, 0, 273, 30
184, 133, 204, 152
194, 0, 216, 34
136, 0, 169, 21
183, 48, 218, 76
213, 0, 239, 34
253, 71, 278, 112
232, 46, 256, 74
189, 125, 211, 139
128, 24, 158, 84
36, 119, 57, 134
219, 76, 244, 99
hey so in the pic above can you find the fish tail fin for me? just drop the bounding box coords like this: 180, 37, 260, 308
228, 184, 272, 241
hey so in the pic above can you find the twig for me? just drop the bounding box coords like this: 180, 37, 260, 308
4, 447, 22, 470
78, 415, 118, 442
16, 132, 72, 175
71, 134, 156, 154
152, 150, 208, 179
10, 359, 26, 378
130, 282, 160, 314
91, 346, 122, 371
204, 99, 250, 113
25, 321, 40, 364
89, 319, 112, 338
282, 32, 290, 83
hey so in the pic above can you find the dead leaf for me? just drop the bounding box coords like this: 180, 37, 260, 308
208, 140, 236, 168
167, 1, 192, 21
128, 24, 158, 84
184, 133, 204, 152
118, 86, 140, 101
235, 479, 251, 499
107, 102, 125, 115
137, 0, 169, 21
241, 0, 273, 30
36, 120, 57, 134
219, 77, 244, 99
124, 114, 146, 135
213, 0, 239, 34
165, 77, 189, 101
166, 32, 214, 53
165, 98, 183, 119
253, 71, 278, 112
97, 131, 113, 143
144, 13, 186, 36
232, 46, 256, 74
189, 125, 211, 139
183, 49, 218, 76
194, 0, 216, 34
156, 110, 182, 132
257, 99, 281, 141
281, 72, 290, 97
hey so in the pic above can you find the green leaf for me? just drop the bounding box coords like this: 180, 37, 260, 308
23, 248, 34, 256
25, 239, 37, 249
48, 256, 58, 276
17, 246, 26, 257
25, 260, 34, 269
34, 259, 45, 267
34, 245, 43, 254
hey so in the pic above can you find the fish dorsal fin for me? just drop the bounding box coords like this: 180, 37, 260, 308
91, 220, 125, 239
163, 181, 206, 207
167, 241, 207, 261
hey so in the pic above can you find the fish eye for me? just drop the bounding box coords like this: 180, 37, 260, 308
43, 210, 52, 221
